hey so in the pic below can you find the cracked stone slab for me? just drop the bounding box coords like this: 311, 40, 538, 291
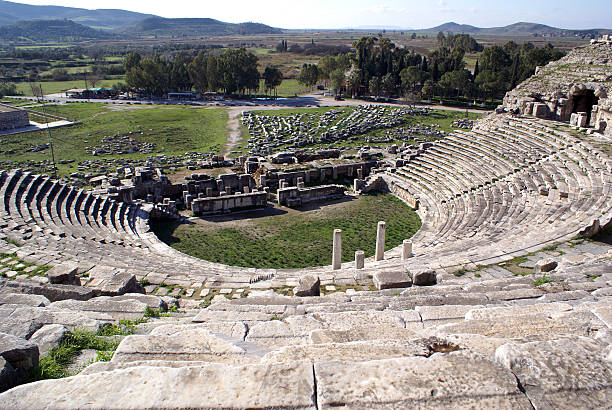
0, 360, 316, 409
112, 327, 257, 365
495, 336, 612, 409
315, 351, 532, 409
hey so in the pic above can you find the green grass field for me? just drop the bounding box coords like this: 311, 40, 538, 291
152, 193, 421, 269
258, 78, 311, 97
0, 103, 228, 175
15, 79, 123, 96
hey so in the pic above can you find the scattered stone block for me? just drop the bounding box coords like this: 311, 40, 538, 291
294, 275, 321, 297
411, 269, 437, 286
0, 332, 39, 372
28, 324, 66, 356
373, 270, 412, 290
0, 293, 50, 307
86, 266, 144, 296
46, 263, 80, 286
534, 258, 558, 273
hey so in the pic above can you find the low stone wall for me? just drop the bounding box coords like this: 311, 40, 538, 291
0, 108, 29, 131
277, 185, 346, 207
263, 161, 378, 188
191, 191, 267, 216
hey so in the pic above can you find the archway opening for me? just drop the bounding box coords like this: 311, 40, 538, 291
570, 89, 599, 124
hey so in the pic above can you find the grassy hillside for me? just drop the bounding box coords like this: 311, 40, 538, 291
120, 17, 281, 37
0, 19, 116, 42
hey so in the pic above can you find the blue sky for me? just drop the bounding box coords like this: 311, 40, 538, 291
15, 0, 612, 29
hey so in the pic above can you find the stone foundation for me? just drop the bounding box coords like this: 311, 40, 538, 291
191, 191, 267, 216
277, 185, 346, 207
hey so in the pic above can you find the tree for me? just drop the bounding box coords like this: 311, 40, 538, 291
381, 73, 395, 97
368, 76, 381, 97
0, 81, 17, 97
187, 51, 209, 94
262, 66, 283, 97
318, 55, 337, 85
330, 69, 345, 96
346, 69, 361, 97
169, 53, 193, 92
422, 79, 435, 101
439, 69, 471, 98
297, 63, 319, 89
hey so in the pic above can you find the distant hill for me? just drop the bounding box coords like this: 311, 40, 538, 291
0, 19, 116, 42
425, 21, 611, 37
120, 17, 281, 37
0, 0, 154, 30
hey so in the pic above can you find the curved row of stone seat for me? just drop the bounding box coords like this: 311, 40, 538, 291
1, 248, 609, 408
1, 115, 611, 290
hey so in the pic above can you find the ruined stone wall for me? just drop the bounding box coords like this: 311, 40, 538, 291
0, 109, 29, 131
191, 191, 267, 216
264, 161, 378, 188
502, 41, 612, 136
277, 185, 346, 207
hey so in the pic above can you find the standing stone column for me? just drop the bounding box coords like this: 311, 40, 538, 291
375, 221, 386, 261
355, 251, 364, 269
332, 229, 342, 270
402, 239, 412, 260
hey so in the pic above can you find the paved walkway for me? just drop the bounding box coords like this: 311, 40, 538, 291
0, 120, 78, 137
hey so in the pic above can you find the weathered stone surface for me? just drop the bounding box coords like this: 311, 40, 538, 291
411, 268, 437, 286
112, 327, 257, 364
46, 262, 80, 286
0, 279, 95, 302
0, 292, 50, 307
50, 297, 149, 320
534, 258, 558, 273
496, 336, 612, 409
0, 305, 100, 339
0, 332, 38, 372
28, 324, 67, 356
417, 304, 482, 325
263, 339, 430, 364
86, 266, 144, 296
315, 352, 532, 408
0, 357, 17, 393
310, 327, 420, 344
435, 311, 604, 339
192, 309, 276, 323
465, 302, 572, 320
0, 361, 316, 409
373, 270, 412, 290
293, 275, 320, 297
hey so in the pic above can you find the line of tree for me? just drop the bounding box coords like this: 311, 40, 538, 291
123, 48, 276, 97
296, 33, 565, 103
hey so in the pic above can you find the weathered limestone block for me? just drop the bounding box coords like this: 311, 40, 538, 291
0, 279, 95, 302
373, 270, 412, 290
0, 357, 17, 393
263, 339, 430, 364
465, 302, 572, 320
86, 266, 144, 296
112, 327, 258, 365
315, 352, 532, 408
0, 305, 101, 339
533, 103, 549, 118
0, 333, 38, 373
0, 293, 50, 307
495, 336, 612, 409
534, 258, 558, 273
411, 268, 437, 286
435, 311, 604, 339
28, 324, 66, 356
354, 250, 364, 269
46, 262, 80, 286
293, 275, 320, 297
49, 297, 150, 321
0, 360, 317, 409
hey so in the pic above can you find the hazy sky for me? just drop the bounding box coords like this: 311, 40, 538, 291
14, 0, 612, 29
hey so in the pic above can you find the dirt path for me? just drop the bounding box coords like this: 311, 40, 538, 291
222, 108, 244, 156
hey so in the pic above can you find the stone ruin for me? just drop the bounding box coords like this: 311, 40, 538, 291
0, 105, 29, 132
502, 40, 612, 136
0, 44, 611, 408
